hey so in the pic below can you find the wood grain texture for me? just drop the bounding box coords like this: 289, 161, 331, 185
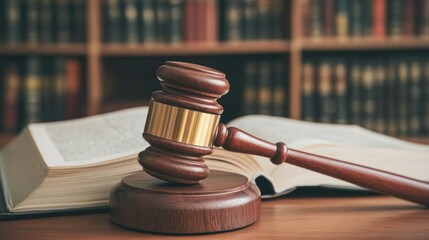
109, 170, 260, 234
214, 124, 429, 206
2, 196, 428, 239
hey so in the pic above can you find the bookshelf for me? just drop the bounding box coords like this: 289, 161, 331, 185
1, 0, 429, 146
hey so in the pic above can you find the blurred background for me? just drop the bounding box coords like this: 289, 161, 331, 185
1, 0, 429, 147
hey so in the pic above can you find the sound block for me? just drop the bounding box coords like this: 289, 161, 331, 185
109, 170, 261, 234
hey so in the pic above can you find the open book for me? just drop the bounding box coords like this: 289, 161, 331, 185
1, 107, 428, 219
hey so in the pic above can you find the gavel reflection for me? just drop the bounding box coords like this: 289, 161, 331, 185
139, 61, 429, 206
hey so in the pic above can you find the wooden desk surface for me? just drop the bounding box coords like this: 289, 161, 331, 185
1, 195, 428, 239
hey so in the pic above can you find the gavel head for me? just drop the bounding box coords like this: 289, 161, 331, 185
139, 61, 230, 184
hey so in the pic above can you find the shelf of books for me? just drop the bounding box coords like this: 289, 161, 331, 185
2, 0, 429, 147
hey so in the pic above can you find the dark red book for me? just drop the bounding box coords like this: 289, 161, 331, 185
373, 0, 386, 39
403, 0, 416, 37
323, 0, 335, 37
65, 59, 81, 119
205, 0, 218, 42
185, 0, 197, 42
195, 0, 206, 41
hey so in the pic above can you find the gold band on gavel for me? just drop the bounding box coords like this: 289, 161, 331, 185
144, 100, 220, 147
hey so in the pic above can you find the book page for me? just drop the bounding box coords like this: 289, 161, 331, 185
29, 107, 149, 167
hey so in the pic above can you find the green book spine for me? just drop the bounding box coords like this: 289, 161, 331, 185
106, 0, 122, 43
336, 0, 349, 39
224, 0, 242, 41
41, 58, 53, 122
272, 61, 286, 116
361, 0, 373, 37
5, 0, 22, 43
53, 58, 66, 121
71, 0, 86, 42
302, 61, 316, 122
409, 59, 423, 136
156, 0, 169, 42
373, 61, 386, 133
169, 0, 184, 43
54, 0, 71, 43
271, 0, 283, 39
318, 60, 334, 123
243, 61, 258, 115
258, 61, 272, 115
24, 57, 42, 125
39, 0, 53, 43
362, 62, 375, 130
350, 0, 363, 37
388, 0, 403, 38
310, 0, 322, 38
25, 0, 39, 44
140, 0, 156, 43
257, 0, 272, 39
386, 59, 398, 136
124, 0, 139, 44
243, 0, 257, 40
397, 60, 409, 136
349, 60, 362, 125
2, 64, 20, 132
334, 60, 348, 124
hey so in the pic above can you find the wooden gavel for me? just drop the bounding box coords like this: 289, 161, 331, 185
139, 61, 429, 206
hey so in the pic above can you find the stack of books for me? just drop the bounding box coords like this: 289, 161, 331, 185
302, 0, 429, 40
0, 0, 87, 44
301, 57, 429, 136
1, 57, 83, 133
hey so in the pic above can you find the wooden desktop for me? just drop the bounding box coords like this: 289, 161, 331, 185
1, 193, 428, 239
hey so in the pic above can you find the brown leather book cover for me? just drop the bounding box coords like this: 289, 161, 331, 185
373, 0, 386, 39
205, 0, 218, 42
185, 0, 197, 42
2, 64, 20, 132
65, 59, 81, 119
403, 0, 416, 36
323, 0, 335, 37
195, 0, 207, 41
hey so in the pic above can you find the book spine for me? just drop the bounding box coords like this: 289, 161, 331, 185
2, 64, 20, 132
224, 0, 242, 41
5, 0, 22, 43
156, 0, 169, 43
272, 61, 286, 116
334, 60, 347, 124
71, 0, 86, 43
195, 0, 205, 42
243, 61, 258, 115
258, 61, 272, 115
141, 0, 156, 43
388, 0, 403, 38
409, 59, 422, 136
257, 0, 271, 40
301, 61, 316, 121
39, 0, 53, 43
403, 0, 416, 37
41, 58, 53, 122
205, 0, 218, 42
373, 0, 386, 39
169, 0, 184, 43
323, 0, 335, 37
65, 59, 81, 119
318, 60, 334, 123
336, 0, 349, 40
349, 60, 362, 125
397, 60, 409, 136
271, 0, 283, 39
54, 0, 71, 43
386, 59, 398, 135
184, 0, 196, 42
310, 0, 322, 38
53, 58, 66, 121
301, 0, 311, 37
361, 0, 373, 37
374, 61, 386, 133
106, 0, 122, 43
243, 0, 257, 40
26, 0, 39, 44
24, 57, 42, 125
124, 0, 139, 44
350, 0, 363, 37
421, 0, 429, 37
424, 59, 429, 134
362, 62, 375, 130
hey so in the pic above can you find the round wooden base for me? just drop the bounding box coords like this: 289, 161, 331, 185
109, 170, 261, 234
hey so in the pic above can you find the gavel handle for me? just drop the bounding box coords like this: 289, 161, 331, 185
214, 124, 429, 206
